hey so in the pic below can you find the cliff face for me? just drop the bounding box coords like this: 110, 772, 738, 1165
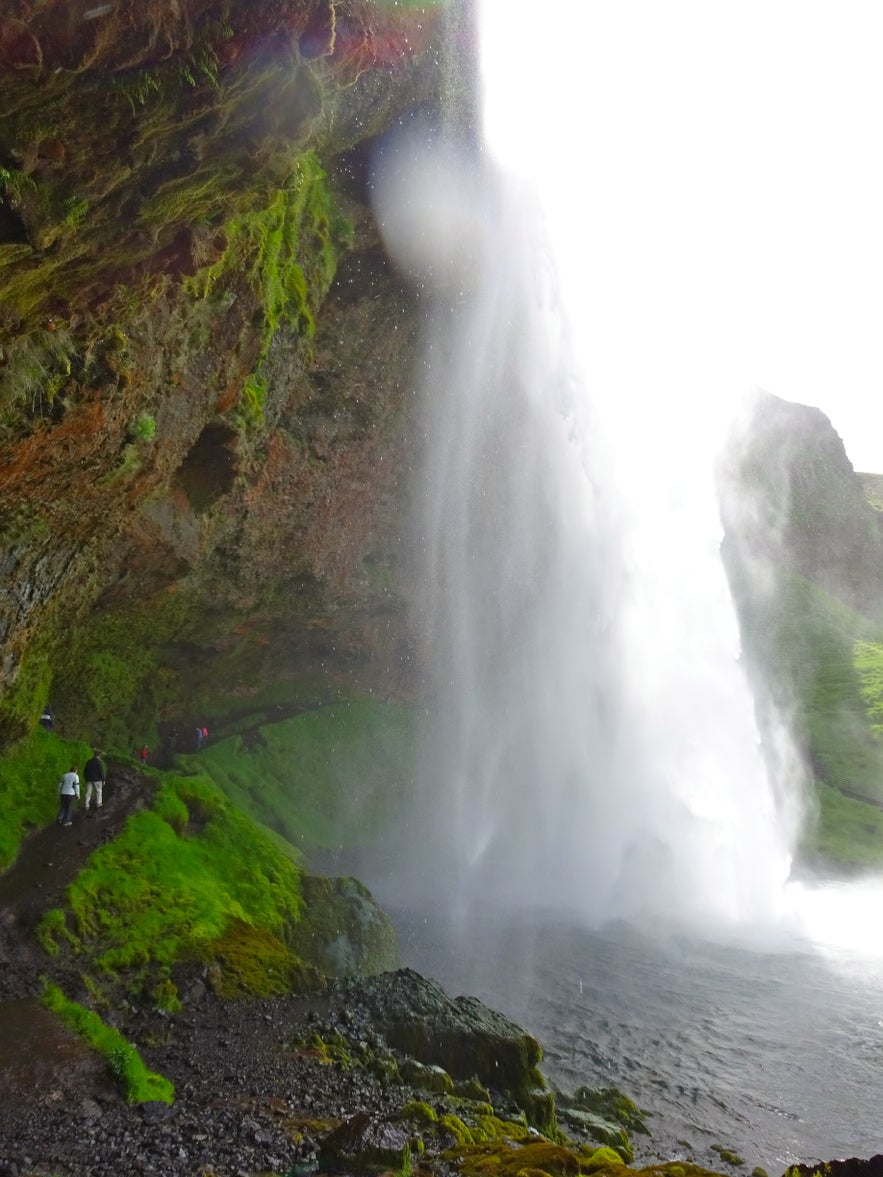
719, 391, 883, 619
719, 391, 883, 869
0, 0, 448, 745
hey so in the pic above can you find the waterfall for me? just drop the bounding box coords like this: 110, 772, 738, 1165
371, 1, 883, 952
404, 169, 799, 931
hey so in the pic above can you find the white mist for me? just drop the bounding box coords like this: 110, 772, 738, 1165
372, 0, 883, 956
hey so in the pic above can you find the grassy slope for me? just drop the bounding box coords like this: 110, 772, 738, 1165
739, 568, 883, 870
178, 698, 425, 852
38, 771, 306, 997
0, 696, 415, 1005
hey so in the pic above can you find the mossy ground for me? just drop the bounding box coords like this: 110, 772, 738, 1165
37, 771, 305, 995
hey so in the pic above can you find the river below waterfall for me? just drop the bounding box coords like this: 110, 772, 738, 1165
387, 907, 883, 1173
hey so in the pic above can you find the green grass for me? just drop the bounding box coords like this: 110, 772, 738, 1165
0, 727, 92, 870
802, 781, 883, 871
740, 570, 883, 797
178, 698, 425, 852
854, 639, 883, 734
42, 982, 174, 1103
38, 772, 303, 977
734, 568, 883, 863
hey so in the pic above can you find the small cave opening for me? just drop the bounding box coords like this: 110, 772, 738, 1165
299, 0, 335, 59
174, 423, 238, 513
0, 200, 28, 245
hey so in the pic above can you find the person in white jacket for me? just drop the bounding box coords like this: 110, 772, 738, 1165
57, 766, 79, 826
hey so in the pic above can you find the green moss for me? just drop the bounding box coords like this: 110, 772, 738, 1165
42, 982, 174, 1104
150, 976, 183, 1014
129, 413, 156, 441
0, 327, 78, 432
0, 643, 54, 744
580, 1146, 626, 1172
239, 372, 267, 428
564, 1087, 648, 1137
51, 591, 200, 753
452, 1140, 581, 1177
186, 151, 351, 428
441, 1113, 475, 1146
454, 1078, 492, 1102
38, 773, 302, 985
710, 1145, 743, 1167
399, 1059, 454, 1094
303, 1031, 354, 1068
470, 1115, 531, 1144
206, 918, 315, 998
400, 1101, 439, 1126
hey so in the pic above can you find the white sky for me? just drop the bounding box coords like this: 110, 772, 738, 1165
480, 1, 883, 473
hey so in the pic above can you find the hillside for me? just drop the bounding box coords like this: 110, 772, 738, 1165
719, 389, 883, 872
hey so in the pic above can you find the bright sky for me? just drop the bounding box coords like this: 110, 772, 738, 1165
480, 1, 883, 473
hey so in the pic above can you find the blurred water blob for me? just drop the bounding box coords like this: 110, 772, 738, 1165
370, 124, 490, 292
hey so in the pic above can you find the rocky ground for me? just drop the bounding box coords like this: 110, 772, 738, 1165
3, 771, 876, 1177
0, 984, 447, 1177
0, 767, 566, 1177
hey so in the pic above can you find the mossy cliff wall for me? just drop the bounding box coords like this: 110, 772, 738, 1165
0, 0, 451, 745
719, 391, 883, 870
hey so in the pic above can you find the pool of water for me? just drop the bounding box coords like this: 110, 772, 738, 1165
388, 908, 883, 1173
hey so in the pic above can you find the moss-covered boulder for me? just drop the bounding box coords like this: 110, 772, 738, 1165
785, 1158, 883, 1177
556, 1084, 649, 1160
289, 873, 398, 977
320, 1110, 413, 1174
344, 967, 555, 1133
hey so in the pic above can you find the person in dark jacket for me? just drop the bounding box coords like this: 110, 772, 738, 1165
83, 750, 105, 812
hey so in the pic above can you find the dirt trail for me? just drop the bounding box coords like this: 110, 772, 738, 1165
0, 762, 154, 1000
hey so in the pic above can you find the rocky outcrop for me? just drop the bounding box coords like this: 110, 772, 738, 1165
0, 0, 453, 744
718, 390, 883, 619
718, 390, 883, 867
336, 966, 557, 1132
786, 1158, 883, 1177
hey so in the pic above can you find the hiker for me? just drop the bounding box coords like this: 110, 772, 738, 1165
83, 749, 105, 812
39, 704, 54, 731
140, 744, 149, 764
195, 726, 203, 750
57, 765, 80, 826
